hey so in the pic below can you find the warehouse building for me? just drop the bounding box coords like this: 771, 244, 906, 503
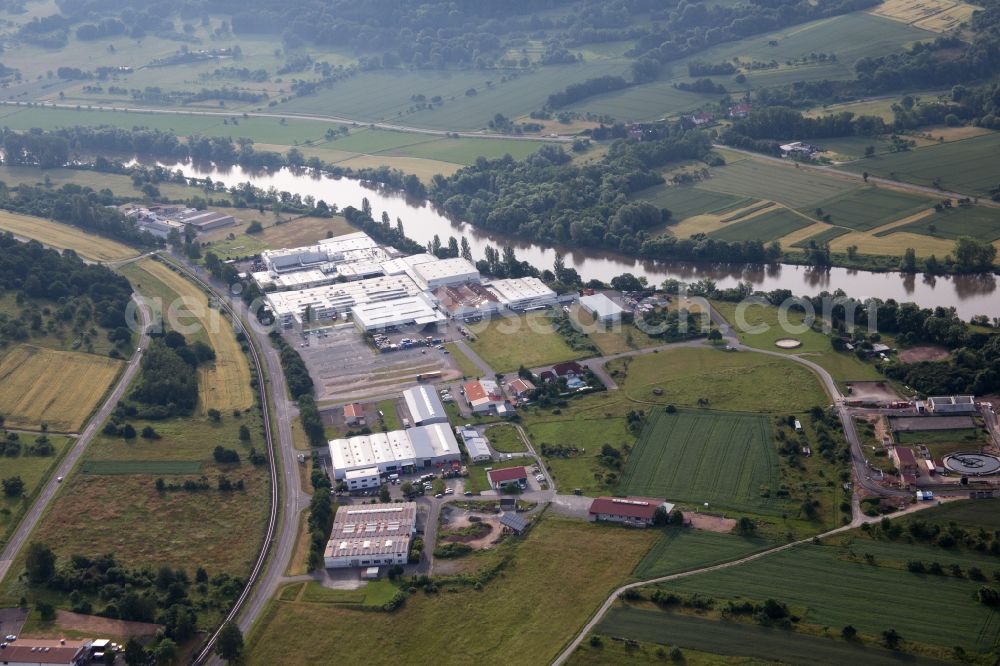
328, 423, 462, 479
458, 427, 492, 462
255, 233, 391, 290
433, 282, 501, 320
344, 466, 380, 491
0, 638, 95, 666
350, 293, 446, 332
323, 502, 417, 569
173, 209, 235, 232
588, 496, 674, 527
411, 257, 480, 290
403, 386, 449, 426
265, 274, 423, 327
928, 396, 977, 414
487, 277, 558, 311
580, 293, 625, 324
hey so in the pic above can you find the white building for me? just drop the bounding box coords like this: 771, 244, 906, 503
928, 395, 977, 414
579, 293, 625, 324
403, 385, 449, 426
265, 274, 423, 327
254, 233, 390, 290
458, 427, 492, 462
323, 503, 417, 569
411, 257, 480, 290
433, 282, 502, 320
487, 277, 558, 311
350, 293, 446, 331
344, 466, 380, 491
328, 423, 462, 479
463, 378, 506, 414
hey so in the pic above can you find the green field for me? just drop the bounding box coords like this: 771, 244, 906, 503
897, 498, 1000, 531
635, 184, 752, 220
80, 460, 203, 475
0, 436, 71, 548
791, 226, 852, 248
609, 347, 831, 411
710, 208, 813, 242
619, 410, 782, 512
484, 424, 527, 453
467, 312, 586, 373
877, 204, 1000, 242
845, 131, 1000, 197
596, 608, 947, 666
296, 580, 399, 608
566, 80, 724, 121
634, 529, 774, 579
654, 536, 1000, 652
246, 518, 659, 666
804, 187, 933, 231
702, 156, 857, 209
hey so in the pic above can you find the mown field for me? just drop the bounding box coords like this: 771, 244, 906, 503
484, 424, 527, 453
879, 204, 1000, 242
0, 209, 138, 262
844, 131, 1000, 197
634, 528, 774, 579
803, 187, 933, 231
0, 344, 122, 431
653, 535, 1000, 652
709, 208, 813, 243
467, 312, 585, 372
619, 410, 782, 512
635, 184, 752, 220
608, 347, 830, 411
245, 518, 659, 665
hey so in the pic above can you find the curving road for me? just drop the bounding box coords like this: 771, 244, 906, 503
0, 296, 149, 584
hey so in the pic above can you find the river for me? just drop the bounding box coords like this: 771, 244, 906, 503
152, 161, 999, 320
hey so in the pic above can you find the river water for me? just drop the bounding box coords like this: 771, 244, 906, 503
153, 161, 999, 319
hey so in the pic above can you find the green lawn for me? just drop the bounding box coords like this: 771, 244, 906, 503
444, 343, 483, 378
634, 184, 752, 220
803, 187, 933, 232
877, 204, 1000, 242
464, 458, 528, 494
246, 518, 659, 666
619, 410, 783, 513
633, 528, 774, 579
609, 347, 831, 411
297, 580, 399, 608
376, 399, 402, 431
709, 208, 814, 243
467, 312, 586, 373
484, 424, 527, 453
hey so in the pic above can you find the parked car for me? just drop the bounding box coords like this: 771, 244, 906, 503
464, 491, 473, 496
535, 474, 545, 482
444, 488, 454, 495
434, 493, 444, 498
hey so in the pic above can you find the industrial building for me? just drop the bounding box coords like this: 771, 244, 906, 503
344, 466, 380, 491
350, 293, 445, 332
464, 378, 507, 414
458, 427, 492, 462
173, 209, 235, 232
411, 257, 480, 290
255, 233, 391, 290
403, 386, 449, 426
579, 293, 625, 324
0, 639, 95, 666
928, 396, 977, 414
265, 274, 424, 327
588, 496, 674, 527
328, 423, 461, 479
487, 277, 558, 311
323, 502, 417, 569
434, 282, 501, 319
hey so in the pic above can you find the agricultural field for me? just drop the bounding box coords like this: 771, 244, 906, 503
844, 131, 1000, 197
0, 344, 122, 431
467, 312, 586, 372
608, 347, 831, 411
803, 187, 933, 232
484, 424, 527, 453
245, 518, 659, 665
206, 215, 356, 259
634, 184, 752, 221
871, 0, 981, 32
565, 79, 724, 122
879, 204, 1000, 242
619, 410, 782, 512
790, 226, 852, 248
0, 164, 212, 202
701, 154, 858, 209
0, 210, 138, 263
0, 435, 71, 548
650, 534, 1000, 654
709, 208, 814, 243
633, 528, 774, 579
122, 258, 255, 414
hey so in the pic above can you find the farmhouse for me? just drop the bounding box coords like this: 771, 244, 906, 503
402, 385, 449, 426
0, 639, 94, 666
588, 496, 674, 527
323, 502, 417, 569
344, 402, 365, 426
328, 423, 461, 479
464, 379, 506, 414
488, 466, 527, 491
579, 293, 625, 324
486, 277, 558, 311
928, 395, 977, 414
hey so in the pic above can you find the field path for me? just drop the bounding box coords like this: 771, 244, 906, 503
0, 297, 149, 584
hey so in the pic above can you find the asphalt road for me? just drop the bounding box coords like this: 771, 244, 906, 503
0, 296, 149, 583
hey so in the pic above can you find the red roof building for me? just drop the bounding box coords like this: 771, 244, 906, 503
487, 466, 527, 490
552, 361, 584, 377
0, 639, 92, 666
506, 377, 536, 399
344, 402, 365, 426
589, 496, 674, 527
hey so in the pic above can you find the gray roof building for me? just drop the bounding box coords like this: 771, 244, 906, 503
403, 385, 449, 426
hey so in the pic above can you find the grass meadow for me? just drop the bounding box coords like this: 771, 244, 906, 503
0, 436, 71, 550
804, 187, 933, 231
619, 410, 782, 512
484, 424, 527, 453
467, 312, 585, 372
709, 208, 813, 243
880, 204, 1000, 242
633, 528, 774, 579
0, 210, 138, 262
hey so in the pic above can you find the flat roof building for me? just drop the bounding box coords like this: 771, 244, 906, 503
403, 385, 449, 426
265, 274, 424, 327
487, 277, 558, 311
459, 427, 492, 462
350, 293, 445, 332
928, 396, 977, 414
344, 466, 380, 491
411, 257, 480, 290
433, 282, 501, 319
589, 496, 674, 527
329, 424, 462, 479
0, 639, 93, 666
580, 293, 625, 323
323, 502, 417, 569
173, 209, 235, 232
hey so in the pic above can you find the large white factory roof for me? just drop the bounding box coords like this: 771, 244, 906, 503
402, 385, 449, 425
411, 257, 480, 288
329, 424, 461, 478
487, 277, 557, 307
265, 274, 423, 322
350, 293, 445, 331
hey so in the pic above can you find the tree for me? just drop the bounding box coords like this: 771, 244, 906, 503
239, 424, 251, 441
735, 517, 756, 536
400, 481, 414, 496
954, 236, 997, 271
25, 542, 56, 583
124, 639, 147, 666
652, 505, 669, 526
2, 475, 24, 497
36, 600, 56, 621
883, 628, 902, 650
215, 622, 244, 662
207, 408, 222, 423
842, 625, 858, 640
900, 247, 917, 273
707, 329, 723, 342
379, 484, 391, 503
121, 423, 136, 439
